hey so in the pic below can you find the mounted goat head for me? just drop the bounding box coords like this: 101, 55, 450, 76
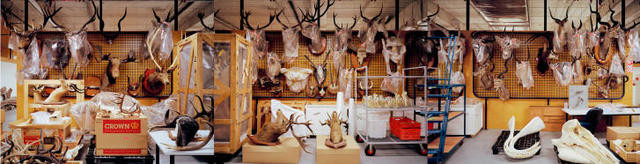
549, 3, 571, 52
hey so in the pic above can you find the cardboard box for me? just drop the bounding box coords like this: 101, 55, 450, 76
95, 114, 148, 156
607, 127, 640, 141
610, 139, 640, 163
316, 135, 360, 164
242, 137, 301, 164
10, 118, 71, 147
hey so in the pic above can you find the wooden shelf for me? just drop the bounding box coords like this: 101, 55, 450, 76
428, 136, 464, 153
429, 112, 463, 122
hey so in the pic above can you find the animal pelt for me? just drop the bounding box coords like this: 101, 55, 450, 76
474, 62, 495, 90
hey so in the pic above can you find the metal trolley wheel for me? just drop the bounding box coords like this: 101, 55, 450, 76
364, 145, 376, 156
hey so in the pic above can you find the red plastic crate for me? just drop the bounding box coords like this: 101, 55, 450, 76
390, 117, 422, 140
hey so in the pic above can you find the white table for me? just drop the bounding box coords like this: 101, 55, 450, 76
149, 129, 214, 164
562, 107, 640, 126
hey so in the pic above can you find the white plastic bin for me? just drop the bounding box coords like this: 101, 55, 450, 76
356, 110, 390, 138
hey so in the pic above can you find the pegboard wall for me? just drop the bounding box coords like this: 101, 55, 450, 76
252, 32, 390, 98
471, 31, 624, 100
35, 32, 173, 97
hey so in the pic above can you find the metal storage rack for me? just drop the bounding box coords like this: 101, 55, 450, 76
352, 36, 464, 162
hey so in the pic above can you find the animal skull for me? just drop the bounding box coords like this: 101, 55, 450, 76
552, 119, 619, 164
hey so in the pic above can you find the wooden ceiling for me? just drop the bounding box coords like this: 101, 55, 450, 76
1, 0, 639, 32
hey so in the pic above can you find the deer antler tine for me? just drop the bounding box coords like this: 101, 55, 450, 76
549, 8, 559, 22
242, 11, 255, 30
257, 11, 278, 30
359, 6, 368, 22
333, 13, 341, 30
350, 16, 358, 29
304, 55, 316, 66
276, 10, 290, 29
198, 12, 215, 31
608, 5, 619, 27
372, 4, 383, 21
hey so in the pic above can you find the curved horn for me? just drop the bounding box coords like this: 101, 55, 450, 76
608, 5, 619, 27
427, 5, 440, 18
333, 13, 342, 30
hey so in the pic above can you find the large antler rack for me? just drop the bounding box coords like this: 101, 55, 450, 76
241, 10, 279, 31
276, 0, 306, 29
360, 5, 383, 24
300, 0, 335, 23
590, 3, 611, 29
198, 10, 220, 32
91, 0, 127, 43
333, 13, 357, 30
145, 22, 179, 73
606, 5, 640, 32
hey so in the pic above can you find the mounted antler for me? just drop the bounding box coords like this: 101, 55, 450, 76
142, 23, 180, 95
421, 5, 439, 23
572, 20, 582, 31
198, 10, 220, 31
92, 0, 127, 44
360, 5, 383, 25
549, 4, 570, 25
608, 5, 619, 28
241, 11, 278, 31
333, 13, 357, 31
300, 0, 335, 23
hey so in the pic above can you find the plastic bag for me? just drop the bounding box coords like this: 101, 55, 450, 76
572, 60, 585, 84
248, 29, 268, 58
586, 31, 600, 50
494, 79, 510, 101
266, 52, 281, 81
553, 30, 566, 52
617, 31, 627, 60
474, 63, 494, 90
381, 71, 403, 95
281, 67, 313, 93
302, 23, 320, 41
438, 39, 450, 66
43, 39, 70, 69
473, 38, 488, 63
90, 92, 141, 116
496, 36, 520, 60
70, 101, 98, 132
359, 23, 378, 54
21, 38, 48, 79
8, 33, 23, 53
568, 30, 585, 58
147, 22, 173, 62
609, 55, 624, 76
282, 27, 300, 64
334, 28, 351, 53
331, 50, 345, 72
451, 71, 465, 94
550, 62, 574, 86
67, 31, 94, 67
309, 35, 325, 55
141, 95, 175, 127
450, 37, 466, 64
516, 61, 534, 89
629, 31, 640, 62
382, 37, 406, 64
339, 69, 354, 102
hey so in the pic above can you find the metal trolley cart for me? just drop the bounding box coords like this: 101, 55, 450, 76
353, 36, 463, 163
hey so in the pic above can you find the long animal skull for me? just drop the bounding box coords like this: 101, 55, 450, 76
552, 119, 619, 164
503, 116, 545, 159
281, 67, 313, 93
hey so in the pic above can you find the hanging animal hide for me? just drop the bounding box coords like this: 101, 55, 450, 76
536, 47, 552, 75
628, 31, 640, 62
281, 67, 313, 93
473, 38, 490, 64
21, 38, 48, 80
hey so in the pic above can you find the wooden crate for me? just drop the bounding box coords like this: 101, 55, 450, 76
610, 139, 640, 163
175, 33, 253, 154
9, 118, 72, 146
529, 106, 565, 131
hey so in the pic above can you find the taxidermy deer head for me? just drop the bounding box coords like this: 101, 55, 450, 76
99, 50, 136, 87
149, 95, 214, 151
359, 5, 384, 54
248, 110, 314, 153
92, 0, 127, 44
320, 111, 348, 149
298, 0, 334, 56
242, 10, 278, 58
143, 7, 184, 96
333, 13, 357, 54
549, 3, 571, 52
1, 2, 62, 51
